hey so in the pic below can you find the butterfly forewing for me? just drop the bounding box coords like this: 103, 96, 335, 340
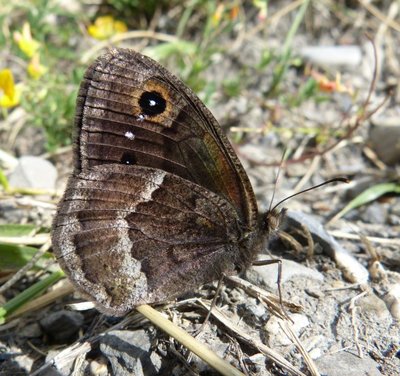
75, 48, 257, 227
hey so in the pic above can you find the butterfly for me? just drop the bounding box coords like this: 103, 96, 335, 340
52, 48, 272, 316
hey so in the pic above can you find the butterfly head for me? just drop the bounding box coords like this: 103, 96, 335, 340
264, 207, 287, 236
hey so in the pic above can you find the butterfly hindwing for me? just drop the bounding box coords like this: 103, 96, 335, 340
53, 165, 243, 315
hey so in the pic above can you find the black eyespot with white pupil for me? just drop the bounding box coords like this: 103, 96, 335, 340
121, 152, 136, 165
138, 91, 166, 116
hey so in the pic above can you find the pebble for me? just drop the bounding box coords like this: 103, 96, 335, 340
40, 310, 84, 343
315, 351, 382, 376
88, 356, 109, 376
383, 284, 400, 321
264, 313, 309, 346
246, 353, 266, 372
299, 45, 362, 67
357, 294, 390, 320
237, 301, 268, 324
248, 258, 324, 291
0, 345, 34, 375
369, 117, 400, 165
99, 329, 162, 376
359, 203, 388, 225
8, 156, 57, 190
18, 322, 42, 338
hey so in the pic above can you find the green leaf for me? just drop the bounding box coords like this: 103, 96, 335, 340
0, 224, 37, 237
267, 0, 311, 95
334, 182, 400, 221
0, 169, 10, 192
0, 243, 52, 271
143, 41, 197, 61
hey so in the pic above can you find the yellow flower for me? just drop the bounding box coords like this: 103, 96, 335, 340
212, 4, 225, 26
0, 69, 21, 108
14, 22, 40, 58
28, 54, 47, 80
88, 16, 128, 40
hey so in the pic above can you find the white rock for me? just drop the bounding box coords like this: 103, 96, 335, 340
299, 45, 362, 67
8, 156, 57, 190
264, 313, 310, 346
250, 257, 324, 290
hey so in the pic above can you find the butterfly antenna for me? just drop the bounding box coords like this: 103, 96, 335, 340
268, 148, 288, 212
270, 177, 349, 213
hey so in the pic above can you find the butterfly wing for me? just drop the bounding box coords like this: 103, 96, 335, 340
52, 48, 260, 314
53, 165, 246, 315
75, 48, 257, 229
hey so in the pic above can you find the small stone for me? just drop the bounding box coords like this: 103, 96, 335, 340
248, 258, 324, 291
264, 314, 309, 346
8, 156, 57, 190
315, 351, 382, 376
308, 348, 322, 359
359, 203, 387, 225
0, 345, 34, 375
383, 284, 400, 321
89, 357, 109, 376
246, 353, 266, 372
299, 45, 362, 67
356, 294, 390, 320
305, 287, 325, 299
369, 118, 400, 165
99, 329, 162, 376
19, 322, 42, 338
40, 310, 84, 343
237, 301, 267, 324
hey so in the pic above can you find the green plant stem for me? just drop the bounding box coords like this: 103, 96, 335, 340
268, 0, 310, 95
0, 270, 65, 322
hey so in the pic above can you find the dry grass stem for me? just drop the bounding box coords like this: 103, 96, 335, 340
198, 299, 306, 376
279, 321, 320, 376
349, 291, 368, 358
328, 230, 400, 246
136, 304, 245, 376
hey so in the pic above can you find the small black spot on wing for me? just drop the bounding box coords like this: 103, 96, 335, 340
121, 152, 137, 165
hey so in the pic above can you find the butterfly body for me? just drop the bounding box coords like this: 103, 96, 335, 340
52, 48, 269, 315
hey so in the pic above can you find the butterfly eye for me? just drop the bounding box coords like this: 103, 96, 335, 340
138, 91, 166, 116
121, 152, 136, 165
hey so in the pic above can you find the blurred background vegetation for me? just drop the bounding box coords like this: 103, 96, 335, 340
0, 0, 368, 152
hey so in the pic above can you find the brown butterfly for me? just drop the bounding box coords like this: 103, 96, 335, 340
52, 48, 272, 316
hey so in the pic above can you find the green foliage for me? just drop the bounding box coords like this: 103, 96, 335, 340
0, 224, 36, 237
0, 0, 85, 150
333, 183, 400, 221
0, 270, 64, 323
107, 0, 173, 19
0, 169, 10, 192
267, 0, 311, 96
223, 78, 242, 98
0, 0, 355, 153
0, 242, 52, 272
21, 74, 79, 150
